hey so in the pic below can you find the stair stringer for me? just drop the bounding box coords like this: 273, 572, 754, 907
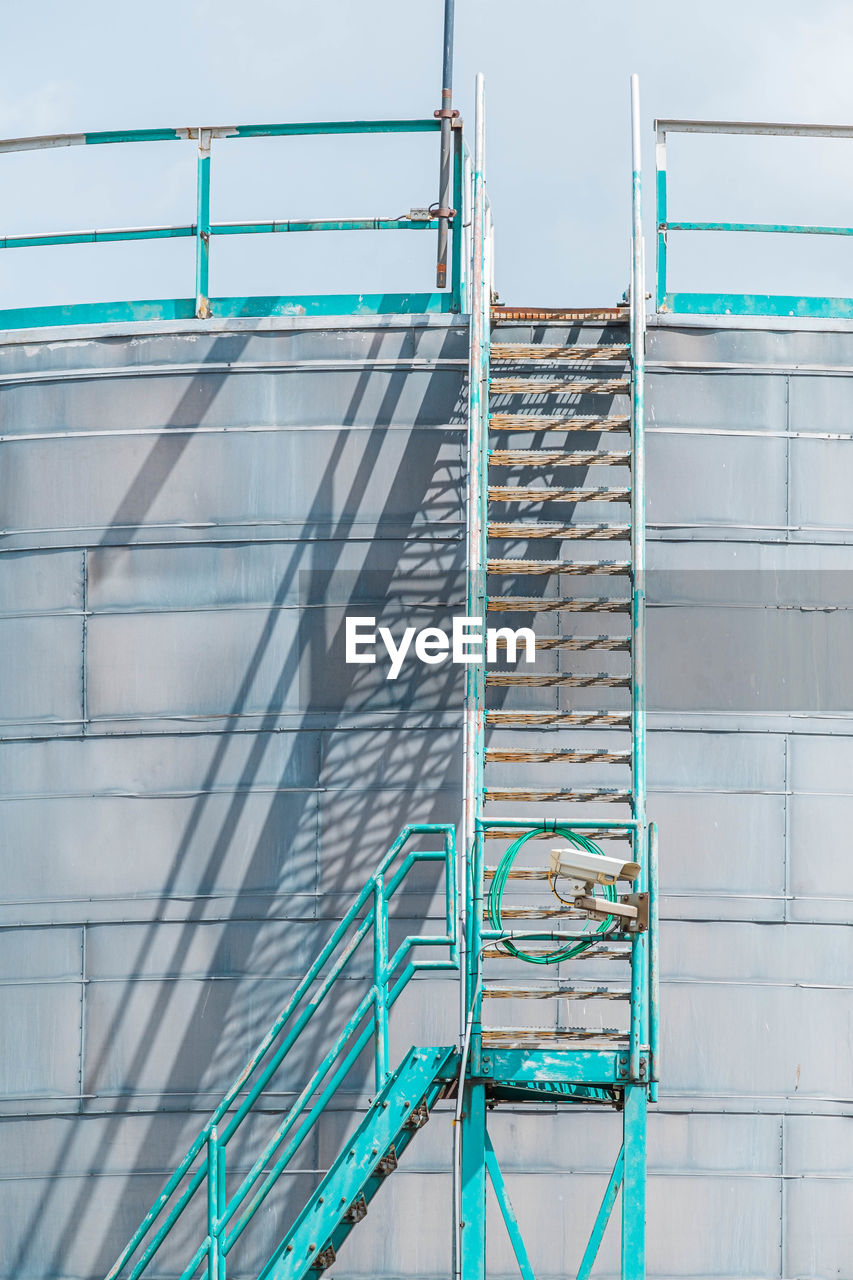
260, 1045, 458, 1280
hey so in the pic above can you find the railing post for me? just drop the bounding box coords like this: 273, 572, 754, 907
648, 822, 660, 1100
195, 128, 212, 319
373, 876, 389, 1090
655, 123, 667, 311
435, 0, 456, 287
450, 122, 464, 312
207, 1127, 223, 1280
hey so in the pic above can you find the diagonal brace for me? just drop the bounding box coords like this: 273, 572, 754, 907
577, 1145, 624, 1280
484, 1131, 536, 1280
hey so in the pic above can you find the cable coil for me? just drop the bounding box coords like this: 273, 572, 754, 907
487, 826, 617, 965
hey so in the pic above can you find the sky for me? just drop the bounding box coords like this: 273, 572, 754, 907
2, 0, 853, 310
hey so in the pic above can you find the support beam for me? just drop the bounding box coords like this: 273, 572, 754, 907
621, 1086, 647, 1280
460, 1082, 487, 1280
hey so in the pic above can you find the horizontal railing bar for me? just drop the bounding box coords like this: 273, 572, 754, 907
0, 225, 194, 249
476, 818, 640, 830
232, 120, 442, 139
663, 291, 853, 319
481, 929, 631, 942
662, 220, 853, 237
0, 119, 442, 155
656, 117, 853, 139
213, 218, 440, 235
0, 218, 441, 252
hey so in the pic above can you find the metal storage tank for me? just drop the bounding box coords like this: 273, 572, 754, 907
2, 106, 853, 1280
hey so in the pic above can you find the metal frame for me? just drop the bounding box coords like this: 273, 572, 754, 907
96, 66, 660, 1280
656, 116, 853, 318
0, 118, 466, 330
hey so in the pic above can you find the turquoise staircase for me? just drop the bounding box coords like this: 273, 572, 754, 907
104, 824, 459, 1280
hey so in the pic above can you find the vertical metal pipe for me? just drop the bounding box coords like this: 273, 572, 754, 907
436, 0, 456, 287
207, 1128, 220, 1280
629, 72, 647, 1082
373, 877, 389, 1090
655, 125, 667, 310
456, 73, 487, 1280
217, 1140, 226, 1280
648, 822, 660, 1100
195, 129, 212, 318
450, 125, 464, 310
462, 72, 487, 1028
459, 1081, 487, 1280
621, 1085, 647, 1280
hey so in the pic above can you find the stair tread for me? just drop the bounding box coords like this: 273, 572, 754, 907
491, 305, 628, 322
486, 672, 630, 686
491, 376, 629, 395
488, 557, 630, 575
489, 485, 630, 502
486, 747, 631, 762
491, 343, 630, 362
489, 521, 630, 539
488, 595, 630, 612
490, 449, 630, 467
489, 413, 630, 431
485, 786, 632, 802
489, 634, 630, 650
485, 710, 631, 725
482, 1028, 628, 1045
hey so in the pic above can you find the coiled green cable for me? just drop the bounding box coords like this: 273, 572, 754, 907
487, 825, 617, 965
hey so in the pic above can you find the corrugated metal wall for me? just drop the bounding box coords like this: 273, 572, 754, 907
1, 314, 850, 1280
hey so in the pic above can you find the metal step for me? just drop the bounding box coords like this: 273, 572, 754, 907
489, 413, 630, 432
484, 906, 584, 920
490, 343, 630, 362
483, 984, 630, 1000
486, 747, 631, 763
481, 1028, 628, 1048
486, 672, 629, 687
488, 635, 629, 652
490, 448, 630, 467
489, 485, 630, 503
488, 521, 629, 539
488, 557, 630, 576
491, 306, 628, 322
487, 596, 630, 613
490, 377, 629, 395
485, 709, 631, 726
484, 786, 632, 803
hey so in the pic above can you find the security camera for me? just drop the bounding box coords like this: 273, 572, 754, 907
549, 848, 640, 886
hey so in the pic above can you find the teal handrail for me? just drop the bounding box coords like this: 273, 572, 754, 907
105, 822, 457, 1280
0, 117, 466, 328
655, 116, 853, 318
